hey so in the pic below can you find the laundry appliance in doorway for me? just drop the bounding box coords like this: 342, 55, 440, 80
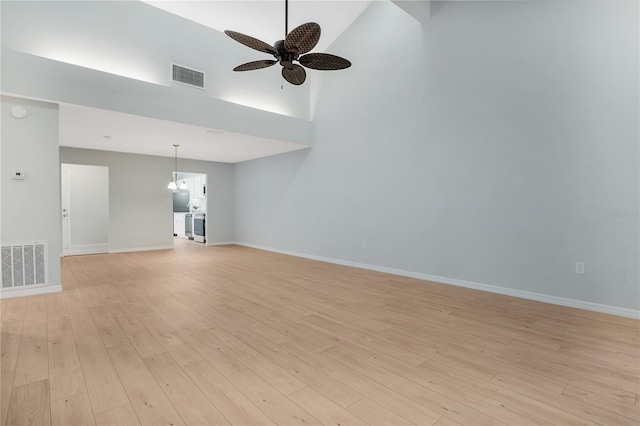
194, 213, 205, 243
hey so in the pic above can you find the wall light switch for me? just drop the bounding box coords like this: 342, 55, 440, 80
575, 262, 585, 275
11, 171, 26, 180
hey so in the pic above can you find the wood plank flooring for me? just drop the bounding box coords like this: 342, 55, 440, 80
1, 238, 638, 425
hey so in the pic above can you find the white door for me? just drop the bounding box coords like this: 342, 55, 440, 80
61, 168, 71, 252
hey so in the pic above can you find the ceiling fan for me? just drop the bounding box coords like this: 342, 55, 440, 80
224, 0, 351, 86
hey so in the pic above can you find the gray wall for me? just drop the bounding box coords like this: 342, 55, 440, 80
62, 163, 109, 246
1, 96, 61, 287
60, 147, 234, 250
234, 1, 639, 310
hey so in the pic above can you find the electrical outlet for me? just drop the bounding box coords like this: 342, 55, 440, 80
362, 240, 367, 248
270, 230, 274, 238
575, 262, 585, 275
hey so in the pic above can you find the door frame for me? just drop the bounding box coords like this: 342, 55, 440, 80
61, 167, 71, 253
60, 163, 110, 256
172, 171, 208, 246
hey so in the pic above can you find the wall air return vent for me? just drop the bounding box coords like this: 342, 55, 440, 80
172, 64, 205, 89
1, 241, 48, 290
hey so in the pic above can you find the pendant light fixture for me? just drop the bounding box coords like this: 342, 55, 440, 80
168, 144, 188, 191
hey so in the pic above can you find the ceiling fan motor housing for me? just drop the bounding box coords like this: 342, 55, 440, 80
274, 40, 298, 69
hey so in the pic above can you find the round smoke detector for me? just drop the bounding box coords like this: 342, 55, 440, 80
10, 106, 27, 119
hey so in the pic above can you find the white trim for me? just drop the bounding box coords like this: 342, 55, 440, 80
207, 241, 236, 246
0, 284, 62, 299
235, 242, 640, 320
61, 168, 71, 251
108, 245, 173, 254
62, 244, 109, 257
68, 243, 109, 249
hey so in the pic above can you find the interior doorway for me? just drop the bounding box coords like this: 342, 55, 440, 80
61, 163, 109, 256
172, 172, 207, 244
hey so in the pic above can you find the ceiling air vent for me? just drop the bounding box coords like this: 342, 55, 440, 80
172, 64, 205, 89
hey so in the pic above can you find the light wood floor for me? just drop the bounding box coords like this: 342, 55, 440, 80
1, 239, 639, 425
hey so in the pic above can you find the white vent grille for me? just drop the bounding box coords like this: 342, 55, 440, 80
172, 64, 205, 89
1, 242, 47, 289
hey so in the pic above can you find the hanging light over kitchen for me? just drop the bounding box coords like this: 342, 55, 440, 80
168, 144, 188, 191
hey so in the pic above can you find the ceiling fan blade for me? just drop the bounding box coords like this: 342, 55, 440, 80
282, 64, 306, 85
224, 30, 278, 56
233, 60, 277, 72
284, 22, 321, 55
299, 53, 352, 70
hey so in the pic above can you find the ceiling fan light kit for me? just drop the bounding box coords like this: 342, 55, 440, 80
225, 0, 351, 86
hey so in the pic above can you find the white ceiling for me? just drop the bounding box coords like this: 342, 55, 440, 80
58, 1, 373, 163
142, 0, 373, 53
59, 104, 310, 163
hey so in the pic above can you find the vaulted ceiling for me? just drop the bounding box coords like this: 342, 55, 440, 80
62, 1, 374, 163
142, 0, 373, 53
3, 0, 378, 163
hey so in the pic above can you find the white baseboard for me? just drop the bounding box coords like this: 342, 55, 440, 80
63, 243, 109, 256
108, 245, 174, 254
0, 284, 62, 299
207, 241, 236, 246
235, 242, 640, 320
70, 243, 108, 249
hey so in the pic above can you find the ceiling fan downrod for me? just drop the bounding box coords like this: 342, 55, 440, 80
285, 0, 288, 38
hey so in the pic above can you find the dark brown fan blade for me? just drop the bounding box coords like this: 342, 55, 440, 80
299, 53, 351, 70
233, 60, 277, 72
284, 22, 320, 55
282, 64, 306, 85
224, 30, 277, 56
